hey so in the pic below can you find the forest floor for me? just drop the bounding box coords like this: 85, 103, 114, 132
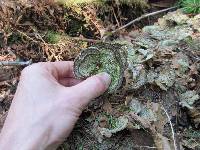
0, 0, 200, 150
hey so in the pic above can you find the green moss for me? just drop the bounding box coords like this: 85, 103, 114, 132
99, 113, 119, 129
180, 0, 200, 14
45, 31, 61, 44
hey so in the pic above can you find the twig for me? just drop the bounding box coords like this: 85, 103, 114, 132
31, 27, 47, 44
112, 6, 120, 27
0, 60, 32, 66
70, 37, 101, 43
133, 145, 157, 149
111, 6, 177, 34
17, 30, 38, 43
162, 106, 177, 150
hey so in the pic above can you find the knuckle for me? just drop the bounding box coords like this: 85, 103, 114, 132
21, 65, 33, 76
34, 62, 46, 68
21, 63, 44, 76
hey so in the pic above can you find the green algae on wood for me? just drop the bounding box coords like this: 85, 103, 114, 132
74, 43, 127, 93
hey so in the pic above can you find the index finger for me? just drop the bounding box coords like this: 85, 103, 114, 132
44, 61, 75, 79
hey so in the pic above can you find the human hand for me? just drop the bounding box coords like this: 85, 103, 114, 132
0, 61, 111, 150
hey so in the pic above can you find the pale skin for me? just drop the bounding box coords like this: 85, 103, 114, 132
0, 61, 111, 150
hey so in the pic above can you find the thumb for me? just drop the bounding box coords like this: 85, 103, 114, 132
70, 72, 111, 107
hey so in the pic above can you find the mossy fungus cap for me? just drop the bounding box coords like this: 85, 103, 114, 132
74, 43, 127, 93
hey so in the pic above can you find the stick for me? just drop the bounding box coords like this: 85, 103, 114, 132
70, 37, 101, 43
133, 145, 157, 149
162, 106, 177, 150
0, 60, 32, 66
111, 6, 177, 34
17, 30, 38, 43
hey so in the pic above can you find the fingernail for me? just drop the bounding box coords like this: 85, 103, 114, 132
98, 72, 111, 87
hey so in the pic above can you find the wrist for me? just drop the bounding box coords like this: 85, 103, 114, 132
0, 125, 50, 150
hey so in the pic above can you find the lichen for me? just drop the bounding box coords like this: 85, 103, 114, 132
187, 14, 200, 32
171, 52, 190, 78
158, 40, 179, 48
74, 43, 127, 93
143, 25, 193, 41
129, 99, 157, 122
155, 68, 176, 91
179, 90, 199, 109
125, 67, 176, 91
162, 9, 189, 25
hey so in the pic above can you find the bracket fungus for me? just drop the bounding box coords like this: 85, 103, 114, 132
74, 43, 128, 93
